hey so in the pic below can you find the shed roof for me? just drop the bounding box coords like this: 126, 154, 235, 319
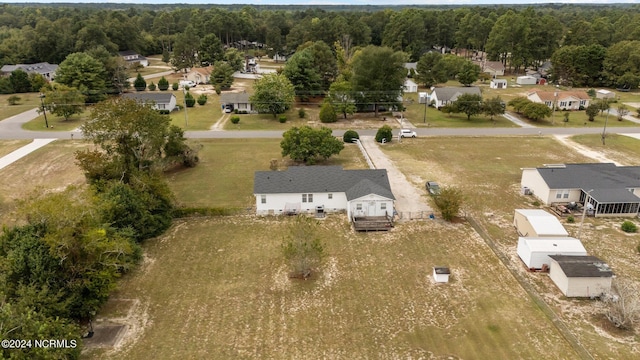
122, 92, 175, 104
514, 209, 569, 236
549, 255, 613, 278
254, 166, 394, 201
519, 237, 587, 253
433, 267, 450, 274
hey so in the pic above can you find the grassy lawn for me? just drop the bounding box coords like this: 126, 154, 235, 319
166, 139, 367, 208
21, 112, 87, 131
168, 93, 222, 131
0, 139, 30, 158
571, 133, 640, 165
0, 93, 41, 121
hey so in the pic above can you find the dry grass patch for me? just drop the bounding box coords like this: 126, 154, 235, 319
0, 139, 30, 158
0, 93, 40, 120
571, 133, 640, 165
84, 216, 577, 360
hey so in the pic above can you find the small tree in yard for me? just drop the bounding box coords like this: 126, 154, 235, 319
617, 104, 629, 121
197, 94, 208, 105
604, 279, 640, 330
523, 102, 552, 121
586, 104, 599, 121
482, 96, 505, 121
43, 83, 85, 121
319, 102, 337, 123
7, 95, 20, 105
282, 216, 324, 279
375, 125, 393, 143
452, 93, 484, 120
172, 82, 179, 91
508, 96, 531, 114
281, 126, 344, 164
134, 73, 146, 91
434, 186, 464, 221
148, 81, 156, 91
158, 76, 169, 91
184, 92, 195, 107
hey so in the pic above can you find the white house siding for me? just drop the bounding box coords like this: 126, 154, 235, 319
551, 189, 582, 204
347, 194, 394, 219
255, 192, 348, 215
521, 169, 551, 204
517, 237, 587, 269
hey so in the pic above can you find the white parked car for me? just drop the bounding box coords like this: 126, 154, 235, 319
399, 129, 417, 138
179, 80, 196, 88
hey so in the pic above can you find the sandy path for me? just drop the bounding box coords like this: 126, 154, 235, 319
553, 135, 621, 165
359, 136, 432, 214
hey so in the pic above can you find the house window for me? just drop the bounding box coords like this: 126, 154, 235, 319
559, 101, 567, 107
580, 100, 587, 106
356, 203, 362, 210
556, 189, 570, 199
158, 104, 165, 109
545, 101, 553, 107
261, 195, 266, 204
302, 194, 313, 203
381, 203, 387, 210
328, 194, 333, 199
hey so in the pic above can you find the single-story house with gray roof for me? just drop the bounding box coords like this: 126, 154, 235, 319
220, 92, 254, 113
122, 92, 177, 112
1, 62, 58, 81
549, 255, 613, 298
430, 87, 481, 109
254, 166, 395, 220
521, 163, 640, 217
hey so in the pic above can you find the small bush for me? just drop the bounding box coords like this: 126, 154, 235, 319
172, 82, 179, 91
343, 129, 360, 143
532, 200, 541, 206
7, 95, 21, 105
185, 92, 195, 107
158, 110, 170, 115
319, 102, 337, 123
148, 82, 156, 91
375, 125, 393, 143
230, 116, 240, 124
158, 76, 169, 91
279, 115, 287, 123
197, 94, 207, 105
215, 84, 222, 95
621, 221, 637, 233
298, 108, 306, 118
567, 215, 575, 223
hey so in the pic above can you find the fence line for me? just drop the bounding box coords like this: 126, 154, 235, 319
395, 211, 435, 220
352, 138, 375, 169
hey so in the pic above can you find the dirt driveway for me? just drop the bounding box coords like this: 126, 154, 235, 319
359, 136, 432, 215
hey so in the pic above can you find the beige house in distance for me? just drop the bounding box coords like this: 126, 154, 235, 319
527, 90, 590, 110
184, 66, 213, 84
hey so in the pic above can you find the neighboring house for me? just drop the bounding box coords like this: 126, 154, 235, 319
119, 50, 149, 67
596, 89, 615, 100
517, 237, 587, 269
0, 62, 58, 81
513, 209, 569, 237
430, 87, 481, 109
473, 60, 505, 77
184, 66, 212, 84
403, 79, 418, 93
549, 255, 613, 298
122, 92, 177, 112
490, 79, 507, 89
526, 90, 590, 110
220, 92, 254, 113
254, 166, 395, 221
516, 75, 537, 85
521, 163, 640, 217
273, 53, 287, 62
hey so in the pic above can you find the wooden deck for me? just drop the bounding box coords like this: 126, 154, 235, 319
352, 215, 394, 231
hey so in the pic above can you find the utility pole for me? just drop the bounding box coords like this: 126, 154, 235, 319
39, 94, 49, 128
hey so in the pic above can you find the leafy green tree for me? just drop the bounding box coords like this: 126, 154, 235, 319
615, 72, 640, 91
319, 102, 338, 123
158, 76, 169, 91
211, 61, 235, 89
9, 69, 31, 93
328, 80, 356, 119
172, 82, 179, 91
224, 47, 245, 72
375, 124, 393, 143
457, 62, 481, 86
452, 93, 483, 120
28, 73, 47, 93
171, 26, 199, 71
200, 33, 224, 65
551, 45, 606, 87
586, 104, 599, 122
197, 94, 208, 106
134, 73, 147, 91
55, 52, 107, 103
523, 102, 552, 121
282, 216, 325, 279
250, 73, 295, 118
603, 41, 640, 89
0, 77, 14, 94
184, 91, 195, 107
283, 49, 322, 100
381, 9, 425, 61
617, 104, 630, 121
43, 83, 86, 121
351, 46, 406, 117
302, 41, 337, 91
482, 96, 505, 121
508, 96, 531, 114
416, 52, 448, 87
280, 126, 344, 164
434, 186, 464, 221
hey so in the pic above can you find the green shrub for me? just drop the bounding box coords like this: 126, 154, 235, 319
375, 125, 393, 143
172, 82, 179, 91
158, 76, 169, 91
532, 200, 541, 206
134, 73, 146, 91
148, 81, 156, 91
184, 92, 195, 107
197, 94, 207, 105
298, 108, 306, 118
319, 102, 337, 123
158, 110, 170, 115
230, 116, 240, 124
7, 95, 20, 105
279, 115, 287, 123
343, 129, 360, 143
215, 84, 222, 95
567, 215, 575, 223
621, 220, 637, 233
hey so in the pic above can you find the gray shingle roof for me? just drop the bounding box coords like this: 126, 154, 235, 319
537, 163, 640, 203
122, 92, 175, 105
549, 255, 613, 278
220, 93, 251, 104
1, 62, 58, 75
254, 166, 395, 200
432, 87, 481, 102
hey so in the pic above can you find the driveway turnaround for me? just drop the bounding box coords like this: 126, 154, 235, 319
0, 138, 57, 170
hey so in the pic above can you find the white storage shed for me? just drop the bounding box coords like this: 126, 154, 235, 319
549, 255, 613, 298
517, 237, 587, 269
516, 76, 537, 85
490, 79, 507, 89
513, 209, 569, 237
433, 267, 451, 283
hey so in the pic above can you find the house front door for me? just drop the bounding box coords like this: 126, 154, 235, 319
367, 201, 376, 216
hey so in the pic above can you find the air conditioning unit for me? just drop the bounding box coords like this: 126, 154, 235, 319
521, 187, 532, 195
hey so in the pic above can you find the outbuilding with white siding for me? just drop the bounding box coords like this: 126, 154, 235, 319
549, 255, 613, 298
517, 237, 587, 269
513, 209, 569, 237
